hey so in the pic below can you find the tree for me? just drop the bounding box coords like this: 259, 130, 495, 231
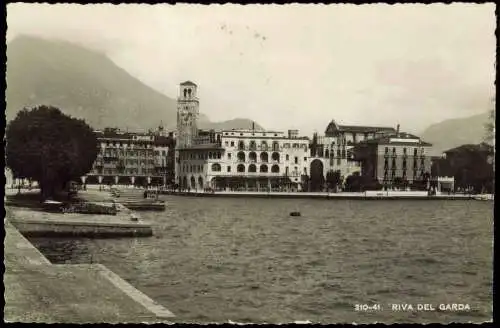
6, 105, 98, 200
344, 172, 363, 192
326, 170, 342, 191
484, 98, 495, 145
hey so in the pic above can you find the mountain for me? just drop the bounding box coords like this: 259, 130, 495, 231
420, 112, 491, 156
5, 35, 261, 132
199, 118, 264, 131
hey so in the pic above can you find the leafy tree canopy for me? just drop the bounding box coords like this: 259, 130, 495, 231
6, 105, 98, 199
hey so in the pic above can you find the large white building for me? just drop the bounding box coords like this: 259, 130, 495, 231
174, 82, 310, 191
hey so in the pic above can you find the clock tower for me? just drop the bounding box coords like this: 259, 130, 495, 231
176, 81, 199, 149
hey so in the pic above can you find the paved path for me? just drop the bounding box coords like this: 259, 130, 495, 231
4, 218, 174, 323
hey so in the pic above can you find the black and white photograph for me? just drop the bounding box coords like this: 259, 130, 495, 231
3, 2, 495, 324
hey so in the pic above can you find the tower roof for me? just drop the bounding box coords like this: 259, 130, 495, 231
180, 80, 197, 86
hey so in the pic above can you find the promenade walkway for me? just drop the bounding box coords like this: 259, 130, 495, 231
163, 189, 476, 200
4, 210, 174, 323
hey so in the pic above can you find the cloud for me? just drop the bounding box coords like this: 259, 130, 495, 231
6, 3, 496, 136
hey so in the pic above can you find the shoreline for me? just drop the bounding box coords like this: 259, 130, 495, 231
159, 190, 486, 201
4, 219, 174, 323
5, 190, 155, 237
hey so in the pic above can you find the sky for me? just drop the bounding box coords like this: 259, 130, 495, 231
6, 3, 496, 136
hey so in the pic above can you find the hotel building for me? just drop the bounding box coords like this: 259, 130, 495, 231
175, 81, 310, 191
308, 120, 397, 180
351, 130, 433, 184
83, 126, 174, 186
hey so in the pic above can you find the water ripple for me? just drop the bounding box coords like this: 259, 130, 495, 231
29, 198, 493, 324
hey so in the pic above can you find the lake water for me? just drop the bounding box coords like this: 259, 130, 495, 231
29, 197, 493, 324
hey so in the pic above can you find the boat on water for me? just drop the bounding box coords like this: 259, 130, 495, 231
42, 200, 65, 212
120, 201, 166, 211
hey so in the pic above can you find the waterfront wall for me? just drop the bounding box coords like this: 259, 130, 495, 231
162, 190, 475, 200
11, 220, 153, 238
7, 207, 153, 238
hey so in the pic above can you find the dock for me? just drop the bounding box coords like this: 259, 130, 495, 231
4, 220, 174, 323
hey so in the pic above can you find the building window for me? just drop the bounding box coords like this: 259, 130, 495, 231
272, 152, 280, 162
260, 152, 269, 162
231, 141, 235, 147
238, 141, 245, 150
225, 141, 229, 146
237, 164, 245, 172
217, 152, 221, 159
211, 163, 221, 172
271, 165, 280, 173
294, 156, 298, 164
260, 164, 268, 173
227, 166, 231, 172
403, 148, 407, 155
414, 148, 418, 156
237, 151, 245, 162
248, 164, 257, 172
286, 154, 290, 161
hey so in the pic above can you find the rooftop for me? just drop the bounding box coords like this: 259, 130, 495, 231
180, 80, 197, 86
325, 120, 396, 136
444, 143, 493, 154
357, 132, 433, 147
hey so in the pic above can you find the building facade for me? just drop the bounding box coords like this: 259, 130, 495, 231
352, 131, 433, 184
84, 127, 174, 186
174, 81, 310, 191
308, 120, 397, 182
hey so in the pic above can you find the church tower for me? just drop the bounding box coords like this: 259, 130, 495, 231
176, 81, 199, 149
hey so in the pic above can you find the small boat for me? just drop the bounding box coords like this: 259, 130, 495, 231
121, 200, 166, 211
290, 211, 301, 217
42, 200, 65, 213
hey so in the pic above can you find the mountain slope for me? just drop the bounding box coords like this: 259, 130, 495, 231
420, 112, 490, 155
199, 118, 264, 131
6, 36, 261, 131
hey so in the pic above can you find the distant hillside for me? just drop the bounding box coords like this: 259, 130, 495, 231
420, 112, 490, 156
199, 118, 264, 131
6, 35, 262, 132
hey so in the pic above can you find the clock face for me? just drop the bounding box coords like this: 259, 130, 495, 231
181, 112, 192, 125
